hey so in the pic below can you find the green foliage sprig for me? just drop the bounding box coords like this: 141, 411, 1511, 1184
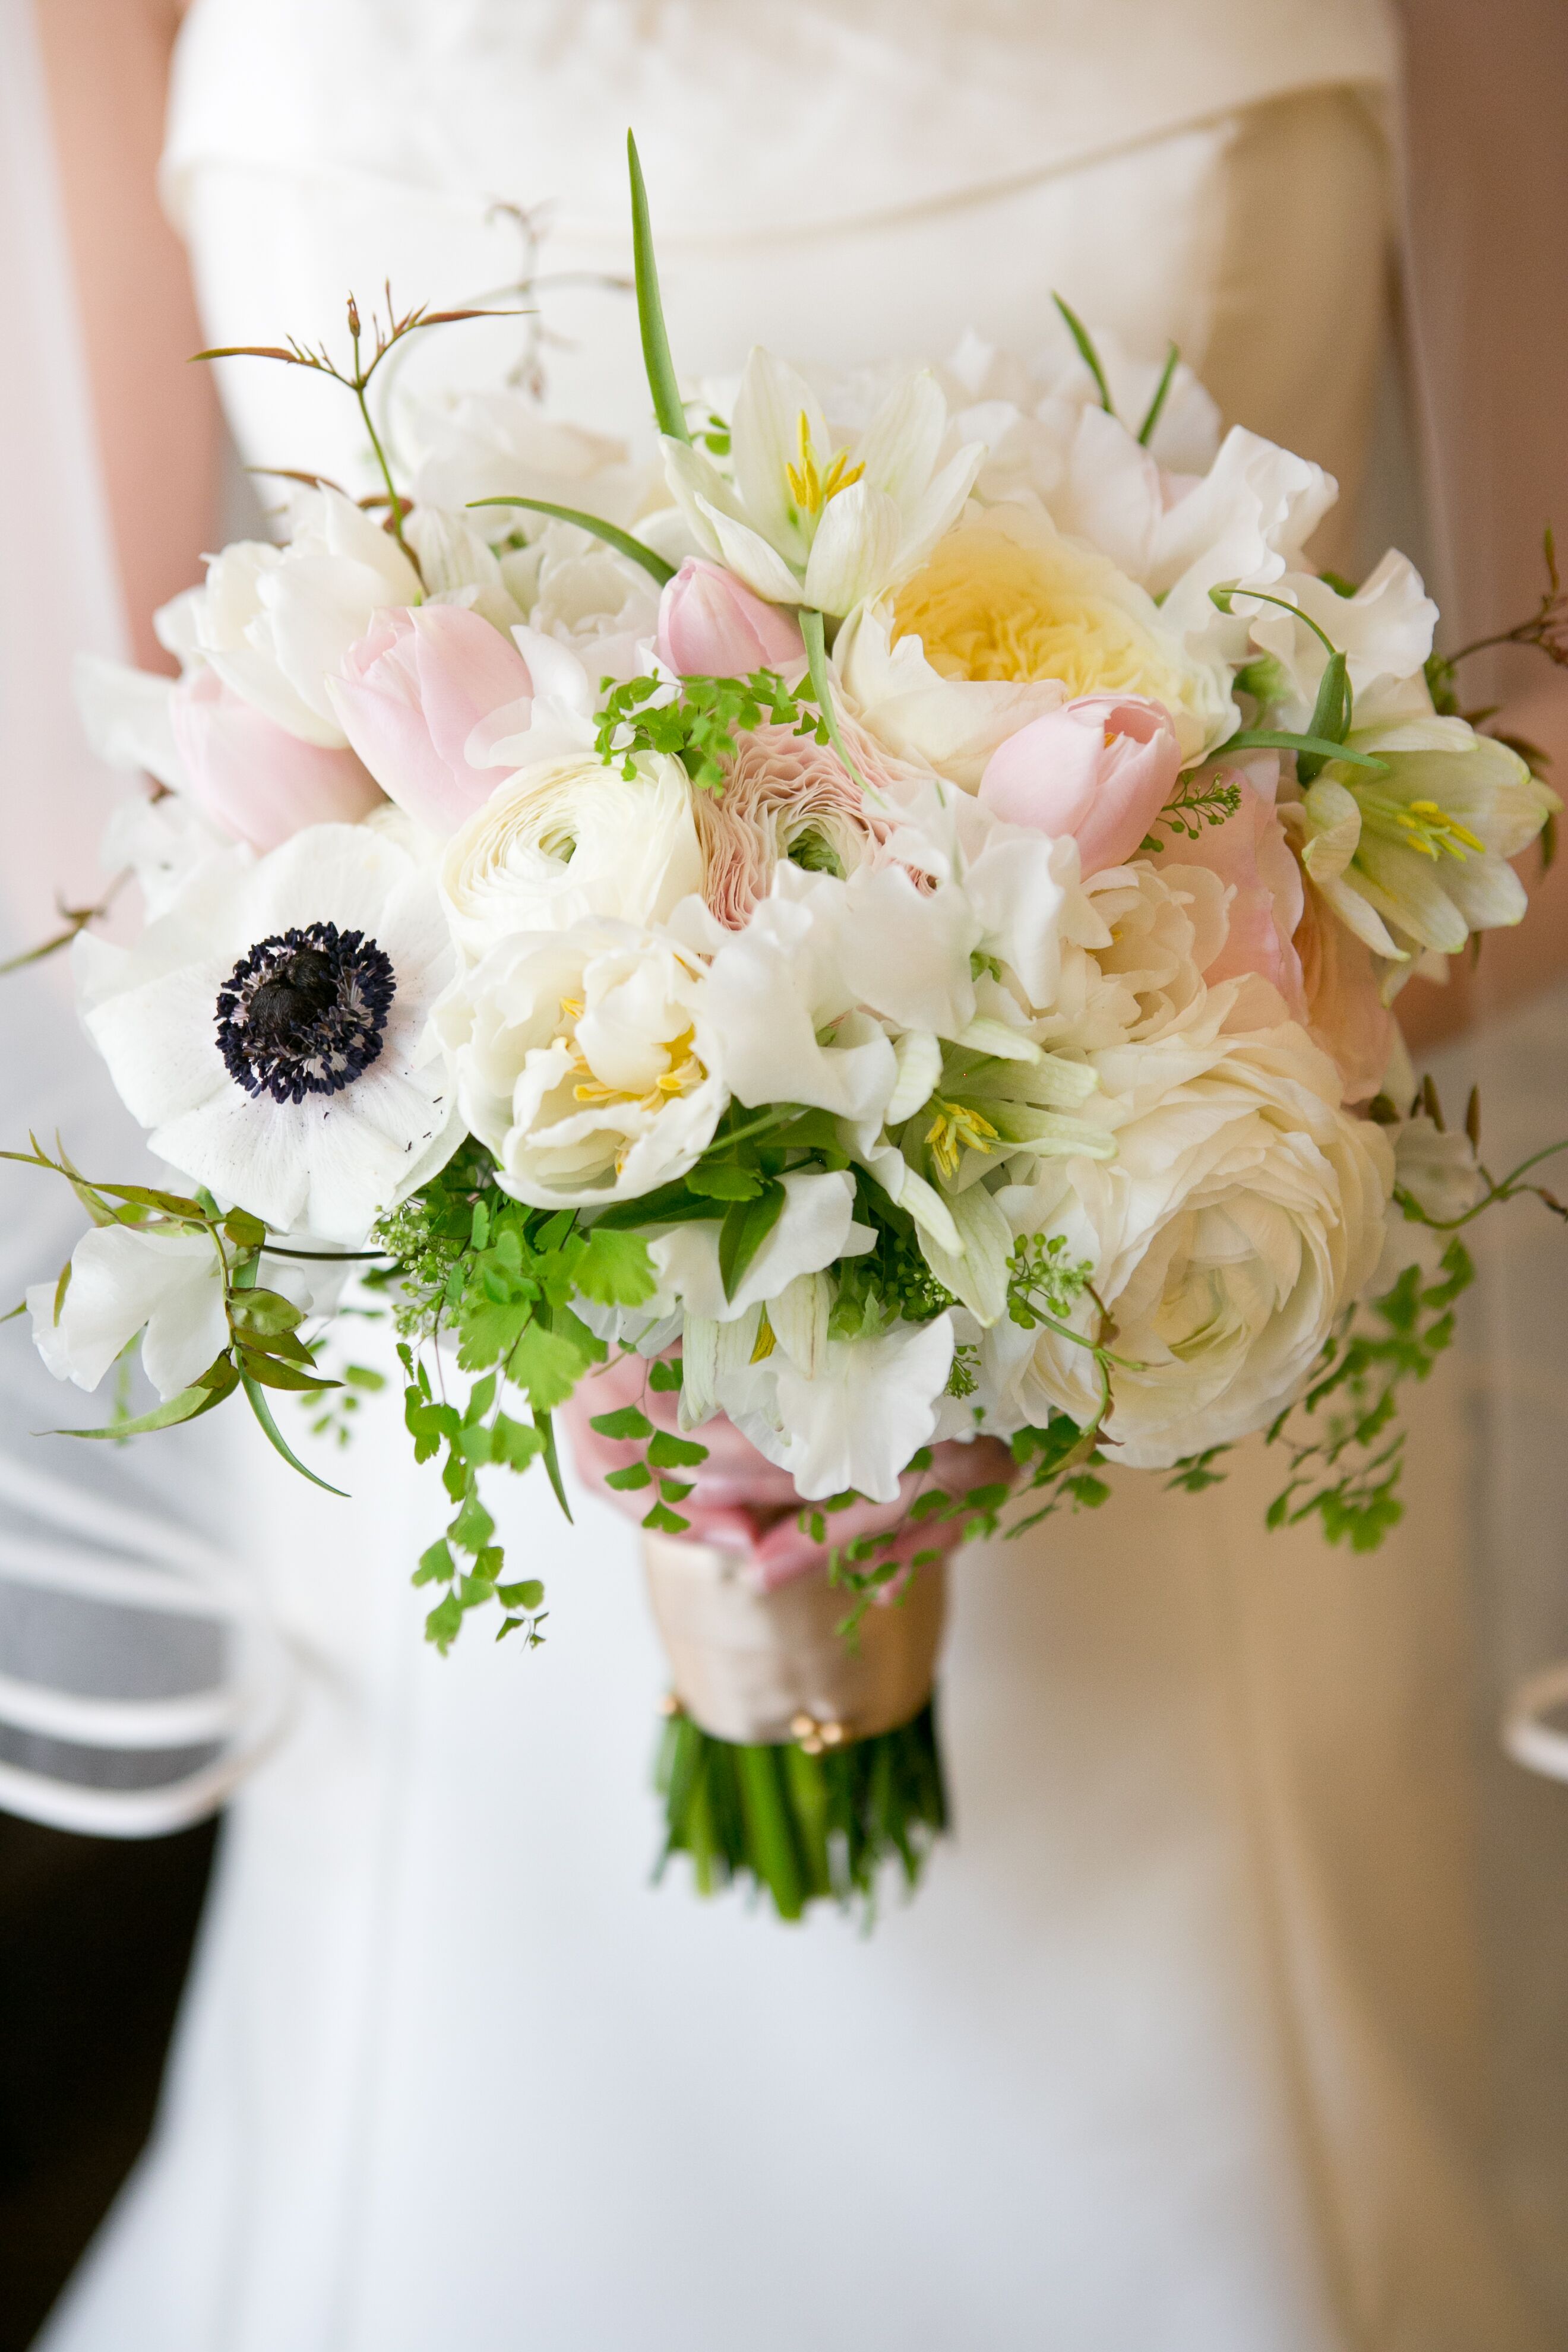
594, 669, 828, 794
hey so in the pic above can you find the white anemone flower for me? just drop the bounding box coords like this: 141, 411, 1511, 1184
435, 918, 725, 1209
1282, 717, 1560, 960
28, 1225, 228, 1402
661, 348, 984, 619
440, 749, 703, 962
77, 824, 460, 1244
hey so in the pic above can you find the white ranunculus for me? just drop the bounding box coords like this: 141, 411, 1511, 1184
435, 919, 725, 1208
838, 502, 1235, 785
728, 1313, 957, 1504
191, 489, 421, 747
991, 994, 1393, 1466
440, 750, 703, 961
502, 522, 662, 685
77, 824, 460, 1244
1035, 858, 1231, 1052
29, 1225, 227, 1402
662, 347, 984, 618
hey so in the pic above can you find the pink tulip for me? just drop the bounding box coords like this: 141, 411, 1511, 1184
1166, 757, 1307, 1017
169, 668, 383, 852
656, 559, 806, 678
977, 694, 1183, 877
327, 604, 533, 837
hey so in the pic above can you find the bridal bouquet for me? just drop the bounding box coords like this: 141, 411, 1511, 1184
15, 141, 1566, 1918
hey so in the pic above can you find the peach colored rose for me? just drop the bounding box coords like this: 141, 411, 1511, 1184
1293, 877, 1393, 1104
1168, 755, 1307, 1016
327, 604, 533, 837
976, 694, 1182, 875
169, 668, 382, 851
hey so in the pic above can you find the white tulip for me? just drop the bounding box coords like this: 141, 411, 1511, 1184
191, 489, 421, 747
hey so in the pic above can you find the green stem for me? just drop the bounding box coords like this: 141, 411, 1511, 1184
627, 131, 690, 444
1052, 294, 1115, 416
1136, 343, 1179, 446
799, 607, 878, 805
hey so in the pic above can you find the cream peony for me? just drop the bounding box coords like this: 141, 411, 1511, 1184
990, 992, 1393, 1466
435, 919, 725, 1208
440, 750, 703, 960
838, 502, 1234, 788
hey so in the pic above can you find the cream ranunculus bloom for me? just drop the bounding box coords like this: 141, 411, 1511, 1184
435, 918, 725, 1208
990, 990, 1393, 1467
440, 750, 704, 962
837, 502, 1235, 788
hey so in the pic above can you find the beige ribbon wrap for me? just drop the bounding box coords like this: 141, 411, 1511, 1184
643, 1532, 947, 1748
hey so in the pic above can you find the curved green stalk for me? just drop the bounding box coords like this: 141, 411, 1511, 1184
627, 131, 690, 443
467, 495, 675, 586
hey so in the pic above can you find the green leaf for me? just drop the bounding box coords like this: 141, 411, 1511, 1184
799, 606, 870, 798
237, 1346, 339, 1392
1052, 293, 1115, 415
534, 1406, 573, 1522
490, 1412, 545, 1472
506, 1319, 592, 1411
627, 129, 690, 443
573, 1226, 657, 1307
591, 1404, 654, 1440
463, 1370, 498, 1424
659, 1478, 694, 1503
647, 1428, 707, 1469
344, 1364, 387, 1392
223, 1208, 267, 1251
718, 1180, 786, 1303
424, 1592, 464, 1652
641, 1500, 691, 1535
1219, 728, 1389, 773
1297, 650, 1352, 782
51, 1360, 238, 1440
466, 495, 674, 587
497, 1578, 545, 1611
606, 1461, 653, 1490
413, 1538, 456, 1586
1136, 341, 1179, 445
685, 1160, 765, 1201
647, 1357, 682, 1392
241, 1371, 349, 1497
450, 1487, 496, 1554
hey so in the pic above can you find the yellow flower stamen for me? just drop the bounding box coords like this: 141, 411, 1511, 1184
783, 409, 865, 518
750, 1311, 776, 1364
925, 1096, 999, 1183
1376, 795, 1487, 862
571, 1026, 704, 1111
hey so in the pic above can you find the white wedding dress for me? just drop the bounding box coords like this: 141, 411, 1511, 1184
29, 5, 1568, 2347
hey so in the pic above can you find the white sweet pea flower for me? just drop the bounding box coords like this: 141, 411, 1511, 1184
838, 501, 1235, 784
191, 488, 421, 747
1391, 1111, 1484, 1226
729, 1312, 957, 1506
1281, 717, 1560, 960
662, 348, 984, 619
406, 392, 649, 535
697, 865, 898, 1123
435, 919, 725, 1209
29, 1225, 227, 1402
440, 750, 703, 962
77, 824, 460, 1244
1238, 552, 1440, 731
643, 1169, 870, 1323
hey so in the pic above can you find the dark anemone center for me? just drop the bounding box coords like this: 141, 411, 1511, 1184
216, 921, 396, 1105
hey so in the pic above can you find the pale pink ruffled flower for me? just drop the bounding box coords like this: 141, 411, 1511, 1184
696, 716, 906, 928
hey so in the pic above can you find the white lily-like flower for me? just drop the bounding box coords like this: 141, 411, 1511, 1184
661, 348, 984, 619
1282, 717, 1560, 960
29, 1225, 227, 1402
